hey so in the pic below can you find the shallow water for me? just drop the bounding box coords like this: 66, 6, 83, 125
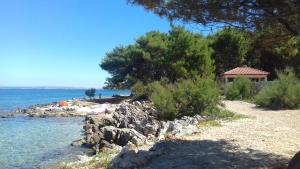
0, 117, 84, 169
0, 88, 129, 168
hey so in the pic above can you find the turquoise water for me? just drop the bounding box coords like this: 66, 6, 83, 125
0, 117, 84, 169
0, 89, 130, 169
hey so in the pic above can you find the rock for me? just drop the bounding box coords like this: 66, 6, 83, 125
76, 155, 91, 163
71, 139, 85, 146
22, 100, 106, 117
288, 151, 300, 169
115, 128, 146, 146
101, 126, 118, 143
83, 100, 161, 151
83, 99, 206, 154
100, 140, 122, 151
133, 101, 142, 106
112, 148, 139, 169
0, 112, 15, 118
111, 142, 168, 169
143, 123, 159, 136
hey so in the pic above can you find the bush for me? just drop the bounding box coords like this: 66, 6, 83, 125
225, 76, 252, 100
85, 88, 96, 99
254, 69, 300, 109
173, 78, 221, 117
149, 77, 221, 120
131, 81, 149, 99
150, 81, 177, 120
131, 78, 168, 100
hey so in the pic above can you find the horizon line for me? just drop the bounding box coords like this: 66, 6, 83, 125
0, 86, 105, 90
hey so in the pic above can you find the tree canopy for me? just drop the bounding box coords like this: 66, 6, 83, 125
128, 0, 300, 37
209, 28, 253, 75
85, 88, 96, 98
101, 26, 214, 89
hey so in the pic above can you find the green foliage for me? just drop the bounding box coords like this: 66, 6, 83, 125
131, 78, 170, 100
148, 77, 221, 120
54, 150, 117, 169
197, 110, 249, 128
172, 78, 221, 117
101, 26, 214, 89
275, 37, 300, 58
150, 81, 177, 120
225, 76, 252, 100
131, 81, 149, 99
204, 109, 250, 121
90, 151, 113, 169
100, 45, 146, 89
255, 68, 300, 109
165, 26, 214, 81
85, 88, 96, 98
129, 0, 300, 36
197, 119, 221, 127
101, 25, 300, 91
210, 28, 253, 75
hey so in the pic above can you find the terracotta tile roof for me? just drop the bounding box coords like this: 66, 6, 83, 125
223, 67, 270, 75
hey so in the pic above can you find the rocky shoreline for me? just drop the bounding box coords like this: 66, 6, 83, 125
81, 99, 206, 169
1, 98, 126, 118
9, 98, 296, 169
23, 99, 110, 117
2, 97, 298, 168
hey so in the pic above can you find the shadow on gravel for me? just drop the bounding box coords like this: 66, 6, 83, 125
112, 139, 289, 169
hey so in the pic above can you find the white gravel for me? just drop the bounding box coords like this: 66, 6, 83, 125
142, 100, 300, 169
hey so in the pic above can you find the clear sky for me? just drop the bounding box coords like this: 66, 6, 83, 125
0, 0, 208, 88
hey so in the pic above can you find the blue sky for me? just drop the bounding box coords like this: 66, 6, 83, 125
0, 0, 209, 88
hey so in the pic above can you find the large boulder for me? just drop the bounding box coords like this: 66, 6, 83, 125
288, 151, 300, 169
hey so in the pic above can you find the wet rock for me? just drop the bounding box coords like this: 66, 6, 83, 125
71, 139, 85, 147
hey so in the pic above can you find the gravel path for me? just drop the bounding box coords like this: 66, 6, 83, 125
142, 101, 300, 169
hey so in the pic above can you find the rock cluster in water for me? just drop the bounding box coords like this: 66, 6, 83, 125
83, 100, 206, 168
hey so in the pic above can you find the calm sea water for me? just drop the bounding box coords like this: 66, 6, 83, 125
0, 88, 130, 112
0, 88, 130, 169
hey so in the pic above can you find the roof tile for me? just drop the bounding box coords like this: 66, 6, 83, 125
223, 67, 269, 75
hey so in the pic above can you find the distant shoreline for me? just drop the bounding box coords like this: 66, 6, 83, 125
1, 95, 131, 118
0, 89, 131, 117
0, 86, 105, 90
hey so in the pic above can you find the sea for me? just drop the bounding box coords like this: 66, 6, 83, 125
0, 88, 130, 169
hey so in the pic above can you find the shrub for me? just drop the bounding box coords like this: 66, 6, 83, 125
132, 78, 169, 100
85, 88, 96, 99
173, 78, 221, 117
131, 81, 149, 99
150, 81, 177, 120
225, 76, 252, 100
149, 77, 221, 120
254, 68, 300, 109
